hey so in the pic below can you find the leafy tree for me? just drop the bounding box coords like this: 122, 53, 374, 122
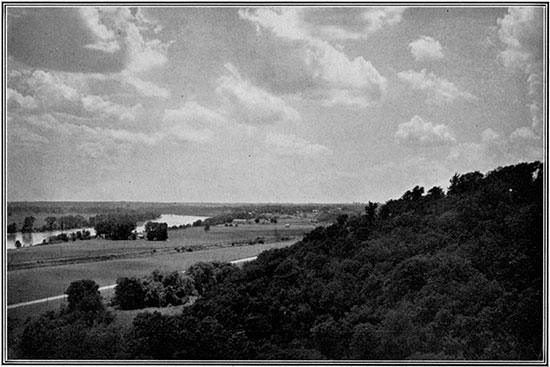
65, 279, 104, 314
113, 277, 146, 310
94, 214, 136, 240
7, 223, 18, 234
21, 216, 35, 233
427, 186, 445, 199
44, 216, 57, 230
145, 222, 168, 241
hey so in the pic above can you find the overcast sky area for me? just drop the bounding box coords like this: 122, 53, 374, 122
6, 6, 545, 203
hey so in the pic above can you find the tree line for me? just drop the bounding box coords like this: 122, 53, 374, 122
7, 210, 161, 234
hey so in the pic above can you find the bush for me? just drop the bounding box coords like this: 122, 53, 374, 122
66, 279, 104, 314
113, 277, 146, 310
112, 271, 196, 310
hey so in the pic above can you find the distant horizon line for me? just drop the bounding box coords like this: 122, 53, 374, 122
6, 200, 370, 205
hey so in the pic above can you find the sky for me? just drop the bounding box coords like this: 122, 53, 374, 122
5, 5, 545, 203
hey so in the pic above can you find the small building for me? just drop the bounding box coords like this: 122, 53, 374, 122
232, 219, 248, 225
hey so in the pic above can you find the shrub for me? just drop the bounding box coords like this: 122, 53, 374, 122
113, 277, 146, 310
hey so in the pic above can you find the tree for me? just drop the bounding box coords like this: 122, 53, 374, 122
204, 223, 211, 232
365, 202, 378, 224
145, 222, 168, 241
94, 214, 136, 240
65, 279, 104, 314
113, 277, 146, 310
44, 216, 57, 231
427, 186, 445, 199
15, 240, 22, 249
21, 216, 35, 233
7, 223, 18, 234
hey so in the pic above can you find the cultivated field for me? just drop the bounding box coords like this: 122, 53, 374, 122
8, 221, 315, 267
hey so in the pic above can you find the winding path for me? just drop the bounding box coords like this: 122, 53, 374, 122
7, 256, 258, 310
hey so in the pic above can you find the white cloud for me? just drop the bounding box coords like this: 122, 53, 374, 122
497, 7, 544, 128
215, 63, 301, 124
497, 7, 543, 69
239, 7, 404, 42
320, 89, 371, 108
448, 126, 541, 172
481, 128, 501, 143
408, 36, 444, 62
164, 101, 227, 127
239, 8, 388, 107
265, 132, 332, 157
14, 113, 161, 162
78, 7, 172, 73
122, 74, 171, 99
9, 69, 145, 122
510, 127, 539, 142
79, 8, 121, 53
162, 102, 226, 143
7, 88, 37, 109
397, 69, 476, 105
395, 115, 456, 145
305, 40, 387, 96
81, 95, 142, 121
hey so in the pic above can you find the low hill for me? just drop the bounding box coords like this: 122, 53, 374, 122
122, 161, 543, 360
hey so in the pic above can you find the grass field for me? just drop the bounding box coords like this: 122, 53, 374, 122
8, 221, 315, 266
8, 239, 300, 305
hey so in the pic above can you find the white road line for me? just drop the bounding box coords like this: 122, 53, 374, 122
230, 256, 257, 264
8, 256, 258, 310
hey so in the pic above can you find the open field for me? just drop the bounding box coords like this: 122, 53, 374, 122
7, 239, 299, 305
8, 221, 315, 268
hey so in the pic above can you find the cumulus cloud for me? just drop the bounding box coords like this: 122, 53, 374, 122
497, 7, 544, 128
7, 88, 37, 109
8, 69, 144, 122
215, 63, 301, 124
239, 8, 388, 107
408, 36, 444, 62
10, 113, 161, 165
162, 101, 229, 143
240, 7, 404, 42
509, 126, 539, 142
8, 7, 172, 99
397, 69, 476, 105
395, 115, 456, 145
481, 128, 501, 143
121, 75, 171, 99
81, 95, 142, 121
265, 132, 332, 157
497, 7, 543, 69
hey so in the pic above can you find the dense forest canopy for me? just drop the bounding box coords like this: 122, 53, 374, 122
17, 161, 543, 360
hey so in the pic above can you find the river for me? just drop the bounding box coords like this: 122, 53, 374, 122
6, 214, 209, 250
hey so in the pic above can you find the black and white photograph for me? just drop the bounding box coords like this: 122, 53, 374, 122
3, 3, 547, 362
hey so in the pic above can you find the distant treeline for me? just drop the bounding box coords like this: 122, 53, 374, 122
8, 202, 363, 219
8, 210, 161, 234
14, 161, 542, 360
